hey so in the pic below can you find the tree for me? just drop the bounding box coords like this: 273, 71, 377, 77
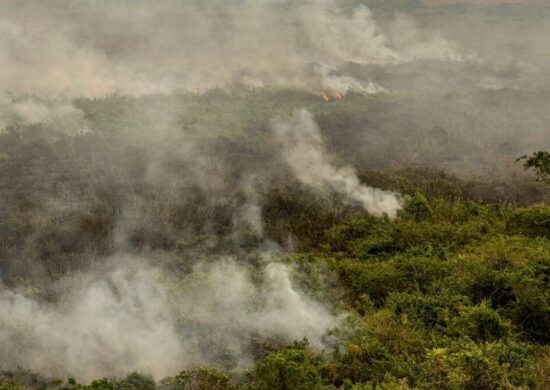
252, 348, 324, 390
402, 192, 432, 222
517, 151, 550, 185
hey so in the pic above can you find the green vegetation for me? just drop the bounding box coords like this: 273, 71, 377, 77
519, 151, 550, 185
2, 188, 549, 389
0, 92, 549, 389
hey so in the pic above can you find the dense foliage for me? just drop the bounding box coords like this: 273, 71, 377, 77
2, 186, 549, 389
0, 93, 549, 389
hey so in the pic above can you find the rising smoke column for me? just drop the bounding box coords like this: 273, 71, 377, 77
273, 109, 402, 218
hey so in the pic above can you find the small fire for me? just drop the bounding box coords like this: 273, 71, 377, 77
319, 91, 345, 101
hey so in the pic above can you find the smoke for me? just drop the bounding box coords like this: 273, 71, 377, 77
0, 256, 337, 381
273, 109, 402, 218
2, 0, 550, 384
0, 0, 470, 137
0, 0, 463, 101
387, 16, 467, 63
0, 93, 89, 133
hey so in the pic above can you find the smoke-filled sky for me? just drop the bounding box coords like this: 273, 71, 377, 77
1, 0, 549, 98
0, 0, 467, 98
1, 0, 549, 131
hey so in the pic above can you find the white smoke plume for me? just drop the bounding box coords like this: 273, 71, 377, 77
0, 256, 337, 381
0, 1, 463, 100
273, 109, 402, 218
0, 92, 89, 133
0, 0, 468, 133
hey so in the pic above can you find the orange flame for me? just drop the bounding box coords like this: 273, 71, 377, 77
320, 91, 331, 101
335, 92, 343, 100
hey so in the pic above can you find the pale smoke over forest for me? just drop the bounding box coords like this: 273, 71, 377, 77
0, 0, 462, 98
0, 0, 550, 387
0, 257, 336, 381
273, 109, 402, 218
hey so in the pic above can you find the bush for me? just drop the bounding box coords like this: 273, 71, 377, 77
401, 193, 432, 222
508, 203, 550, 237
507, 290, 550, 344
337, 335, 393, 385
81, 379, 116, 390
452, 301, 512, 342
389, 292, 466, 329
160, 368, 238, 390
116, 372, 156, 390
0, 380, 24, 390
252, 348, 324, 390
325, 216, 397, 259
336, 259, 407, 306
419, 340, 536, 390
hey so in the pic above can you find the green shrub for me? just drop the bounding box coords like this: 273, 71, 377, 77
252, 348, 324, 390
0, 381, 24, 390
389, 292, 466, 329
81, 379, 116, 390
160, 368, 238, 390
392, 255, 452, 294
452, 301, 512, 342
419, 340, 536, 390
401, 193, 432, 222
325, 216, 397, 259
336, 259, 407, 306
337, 335, 393, 384
506, 289, 550, 344
508, 203, 550, 237
116, 372, 156, 390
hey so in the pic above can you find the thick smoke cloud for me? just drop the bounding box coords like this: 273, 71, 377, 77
0, 0, 469, 137
0, 257, 336, 381
273, 109, 402, 218
0, 0, 463, 99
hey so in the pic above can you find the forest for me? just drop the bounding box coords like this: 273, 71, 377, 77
0, 89, 548, 390
1, 1, 550, 389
